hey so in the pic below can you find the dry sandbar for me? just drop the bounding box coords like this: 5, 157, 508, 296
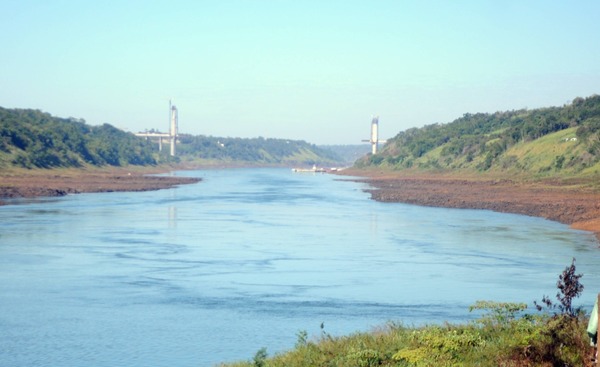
337, 168, 600, 243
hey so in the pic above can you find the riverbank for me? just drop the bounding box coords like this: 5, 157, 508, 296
4, 166, 600, 242
0, 166, 200, 205
337, 168, 600, 242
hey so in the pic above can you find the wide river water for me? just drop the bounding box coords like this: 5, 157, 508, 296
1, 168, 599, 366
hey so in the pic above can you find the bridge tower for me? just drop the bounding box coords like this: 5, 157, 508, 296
134, 101, 180, 156
362, 116, 385, 154
169, 101, 178, 157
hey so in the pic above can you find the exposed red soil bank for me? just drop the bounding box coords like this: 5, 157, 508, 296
337, 169, 600, 243
0, 168, 200, 205
3, 167, 600, 243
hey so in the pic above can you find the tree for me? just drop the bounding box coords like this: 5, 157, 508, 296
534, 258, 584, 317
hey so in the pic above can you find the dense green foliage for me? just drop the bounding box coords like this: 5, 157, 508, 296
356, 95, 600, 176
0, 107, 156, 168
219, 260, 594, 367
176, 134, 342, 166
0, 107, 344, 169
220, 310, 592, 367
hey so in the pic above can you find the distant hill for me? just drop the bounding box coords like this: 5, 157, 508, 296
0, 107, 156, 168
318, 144, 372, 166
176, 134, 343, 167
0, 107, 343, 169
356, 95, 600, 177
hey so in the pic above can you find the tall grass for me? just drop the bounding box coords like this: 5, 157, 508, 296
217, 309, 593, 367
217, 260, 596, 367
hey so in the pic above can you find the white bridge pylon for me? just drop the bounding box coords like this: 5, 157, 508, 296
361, 116, 386, 154
135, 102, 179, 156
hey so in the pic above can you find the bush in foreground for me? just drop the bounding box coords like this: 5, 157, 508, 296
219, 309, 592, 367
218, 260, 595, 367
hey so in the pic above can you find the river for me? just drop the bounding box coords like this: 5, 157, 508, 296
0, 168, 598, 366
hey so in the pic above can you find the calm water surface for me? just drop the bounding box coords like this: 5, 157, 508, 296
1, 168, 599, 366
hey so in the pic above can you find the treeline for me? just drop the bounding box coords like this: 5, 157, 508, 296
177, 134, 342, 166
0, 107, 156, 168
319, 144, 372, 165
0, 107, 343, 169
357, 95, 600, 174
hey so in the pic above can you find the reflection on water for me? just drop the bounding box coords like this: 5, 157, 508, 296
0, 168, 599, 367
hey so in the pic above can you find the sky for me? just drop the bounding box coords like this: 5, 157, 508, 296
1, 1, 599, 145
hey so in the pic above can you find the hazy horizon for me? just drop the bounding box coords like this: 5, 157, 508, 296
2, 1, 599, 145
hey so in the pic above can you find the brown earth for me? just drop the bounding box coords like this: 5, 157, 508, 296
3, 166, 600, 243
0, 167, 200, 205
336, 168, 600, 243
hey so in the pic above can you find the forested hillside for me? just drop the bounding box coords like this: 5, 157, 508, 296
0, 107, 343, 169
176, 134, 342, 166
356, 95, 600, 176
0, 108, 156, 168
319, 144, 371, 165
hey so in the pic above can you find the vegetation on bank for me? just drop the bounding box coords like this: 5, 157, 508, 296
320, 144, 372, 166
356, 95, 600, 179
0, 107, 156, 168
176, 134, 343, 167
6, 94, 600, 173
220, 259, 596, 367
0, 107, 344, 170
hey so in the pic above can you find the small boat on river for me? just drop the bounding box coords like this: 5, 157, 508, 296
291, 164, 326, 173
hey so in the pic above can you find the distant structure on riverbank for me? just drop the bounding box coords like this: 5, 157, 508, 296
362, 116, 386, 154
135, 101, 179, 156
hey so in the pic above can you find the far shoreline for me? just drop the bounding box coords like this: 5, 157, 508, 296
0, 163, 320, 205
2, 165, 600, 244
0, 165, 201, 205
335, 168, 600, 244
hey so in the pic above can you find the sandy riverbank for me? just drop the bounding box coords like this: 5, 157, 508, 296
336, 168, 600, 243
0, 166, 200, 205
3, 166, 600, 242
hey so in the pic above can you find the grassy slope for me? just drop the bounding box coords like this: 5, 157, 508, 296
504, 128, 599, 177
403, 128, 600, 186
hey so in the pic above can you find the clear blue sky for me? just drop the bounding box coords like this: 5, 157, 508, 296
2, 1, 599, 144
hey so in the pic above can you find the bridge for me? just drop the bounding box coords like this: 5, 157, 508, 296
362, 116, 386, 154
135, 103, 179, 156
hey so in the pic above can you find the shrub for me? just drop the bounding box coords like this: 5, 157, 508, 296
252, 347, 268, 367
469, 301, 528, 327
535, 258, 584, 317
219, 259, 592, 367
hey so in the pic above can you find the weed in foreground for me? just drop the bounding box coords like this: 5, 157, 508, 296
218, 258, 595, 367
